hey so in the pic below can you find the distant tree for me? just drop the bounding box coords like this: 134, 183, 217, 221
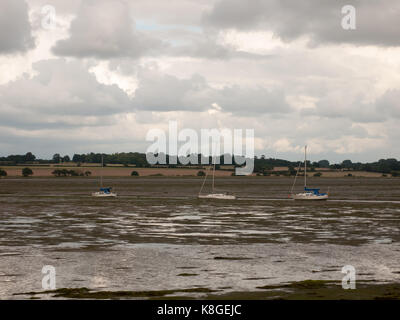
318, 160, 330, 168
22, 167, 33, 177
376, 159, 394, 174
68, 170, 79, 176
52, 169, 67, 176
52, 153, 61, 163
352, 162, 363, 171
131, 171, 139, 176
363, 164, 373, 172
84, 171, 92, 176
24, 152, 36, 162
197, 170, 206, 177
52, 169, 81, 177
0, 169, 7, 177
314, 172, 322, 177
72, 154, 85, 163
52, 169, 61, 177
342, 160, 353, 169
63, 155, 71, 162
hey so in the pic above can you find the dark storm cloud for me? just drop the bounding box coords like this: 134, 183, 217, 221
203, 0, 400, 47
52, 0, 165, 59
0, 0, 35, 53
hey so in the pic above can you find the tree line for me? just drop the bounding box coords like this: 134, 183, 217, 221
1, 152, 400, 175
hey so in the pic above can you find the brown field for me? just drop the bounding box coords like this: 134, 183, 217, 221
0, 165, 387, 178
1, 166, 234, 177
273, 166, 289, 171
313, 170, 383, 178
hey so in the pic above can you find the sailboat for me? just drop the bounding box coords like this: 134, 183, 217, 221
290, 146, 329, 200
198, 158, 236, 200
91, 155, 117, 197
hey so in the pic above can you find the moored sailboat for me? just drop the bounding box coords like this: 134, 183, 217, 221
198, 158, 236, 200
92, 155, 117, 197
290, 146, 329, 200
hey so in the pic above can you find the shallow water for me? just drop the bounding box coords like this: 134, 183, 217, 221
1, 177, 400, 299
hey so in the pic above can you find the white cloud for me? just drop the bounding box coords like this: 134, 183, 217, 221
52, 0, 165, 59
0, 59, 132, 130
0, 0, 34, 53
1, 0, 400, 162
89, 61, 139, 98
204, 0, 400, 47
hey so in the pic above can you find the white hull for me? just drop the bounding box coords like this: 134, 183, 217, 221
198, 193, 236, 200
291, 193, 328, 200
290, 146, 330, 201
92, 192, 117, 197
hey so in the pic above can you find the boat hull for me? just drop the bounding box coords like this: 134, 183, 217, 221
291, 193, 328, 200
91, 192, 117, 197
198, 193, 236, 200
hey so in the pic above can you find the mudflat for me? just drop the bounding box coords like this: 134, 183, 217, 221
1, 177, 399, 299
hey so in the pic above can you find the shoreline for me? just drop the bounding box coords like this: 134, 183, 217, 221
12, 280, 400, 300
0, 168, 390, 178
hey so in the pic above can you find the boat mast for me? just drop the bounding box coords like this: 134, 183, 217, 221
100, 154, 103, 188
304, 145, 307, 188
212, 156, 215, 192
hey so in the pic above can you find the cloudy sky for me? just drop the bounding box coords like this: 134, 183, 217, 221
1, 0, 400, 162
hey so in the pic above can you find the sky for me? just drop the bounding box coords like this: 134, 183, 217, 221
0, 0, 400, 163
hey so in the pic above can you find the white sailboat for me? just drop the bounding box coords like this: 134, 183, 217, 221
290, 146, 329, 200
198, 158, 236, 200
91, 155, 117, 197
